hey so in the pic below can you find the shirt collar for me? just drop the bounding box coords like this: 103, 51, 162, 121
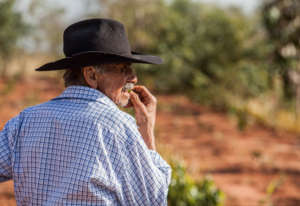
52, 86, 118, 109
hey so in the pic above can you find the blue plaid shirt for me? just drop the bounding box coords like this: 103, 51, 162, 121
0, 86, 171, 206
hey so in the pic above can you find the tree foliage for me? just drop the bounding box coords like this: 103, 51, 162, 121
262, 0, 300, 98
24, 0, 66, 57
0, 0, 27, 76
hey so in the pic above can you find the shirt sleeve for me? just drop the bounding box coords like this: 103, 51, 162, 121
0, 115, 20, 182
121, 137, 172, 206
148, 149, 172, 184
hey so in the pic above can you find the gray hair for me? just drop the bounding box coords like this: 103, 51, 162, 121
63, 64, 106, 87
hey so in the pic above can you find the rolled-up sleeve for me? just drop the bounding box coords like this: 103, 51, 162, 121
121, 139, 171, 206
148, 149, 172, 185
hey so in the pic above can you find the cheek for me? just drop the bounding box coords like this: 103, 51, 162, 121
101, 76, 124, 91
98, 74, 127, 105
108, 78, 126, 98
114, 79, 126, 93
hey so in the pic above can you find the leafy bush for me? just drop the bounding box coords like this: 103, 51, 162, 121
0, 0, 28, 76
133, 0, 270, 110
168, 161, 225, 206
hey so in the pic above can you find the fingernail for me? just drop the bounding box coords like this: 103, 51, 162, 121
130, 92, 136, 99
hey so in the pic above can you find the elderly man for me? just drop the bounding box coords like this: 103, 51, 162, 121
0, 18, 171, 205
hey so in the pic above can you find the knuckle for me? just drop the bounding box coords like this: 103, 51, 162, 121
132, 93, 139, 100
132, 94, 138, 100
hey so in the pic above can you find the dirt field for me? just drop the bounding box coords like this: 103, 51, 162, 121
0, 77, 299, 206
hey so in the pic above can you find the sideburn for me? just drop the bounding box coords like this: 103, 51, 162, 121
63, 67, 88, 87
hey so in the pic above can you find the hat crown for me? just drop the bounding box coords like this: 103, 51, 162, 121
63, 18, 132, 57
36, 18, 163, 71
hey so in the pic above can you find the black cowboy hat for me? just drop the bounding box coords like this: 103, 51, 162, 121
36, 18, 163, 71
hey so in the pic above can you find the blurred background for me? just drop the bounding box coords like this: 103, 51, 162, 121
1, 0, 300, 205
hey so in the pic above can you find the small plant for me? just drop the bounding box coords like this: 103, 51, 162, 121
259, 175, 285, 206
168, 160, 225, 206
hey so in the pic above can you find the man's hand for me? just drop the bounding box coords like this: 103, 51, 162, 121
129, 86, 157, 150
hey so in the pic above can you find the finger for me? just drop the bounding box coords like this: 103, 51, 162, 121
130, 91, 142, 107
133, 86, 156, 103
130, 91, 147, 113
133, 86, 152, 96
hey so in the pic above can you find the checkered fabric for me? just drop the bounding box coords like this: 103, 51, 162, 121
0, 86, 171, 206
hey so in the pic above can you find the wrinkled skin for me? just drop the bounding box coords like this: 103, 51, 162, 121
83, 64, 157, 150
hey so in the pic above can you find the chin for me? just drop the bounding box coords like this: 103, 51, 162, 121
116, 92, 130, 107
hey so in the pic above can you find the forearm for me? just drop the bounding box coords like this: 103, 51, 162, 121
139, 126, 156, 150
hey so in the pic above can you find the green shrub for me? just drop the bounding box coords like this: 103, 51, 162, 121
131, 0, 270, 111
168, 161, 225, 206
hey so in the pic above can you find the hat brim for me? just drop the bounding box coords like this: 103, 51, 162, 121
35, 51, 163, 71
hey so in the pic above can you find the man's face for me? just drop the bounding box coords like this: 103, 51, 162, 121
96, 63, 137, 107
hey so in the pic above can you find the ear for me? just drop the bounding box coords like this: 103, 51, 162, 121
83, 66, 98, 89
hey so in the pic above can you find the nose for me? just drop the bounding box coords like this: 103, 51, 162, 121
128, 74, 138, 84
126, 66, 138, 84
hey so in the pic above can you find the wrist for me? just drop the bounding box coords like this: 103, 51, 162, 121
139, 127, 156, 150
145, 136, 156, 150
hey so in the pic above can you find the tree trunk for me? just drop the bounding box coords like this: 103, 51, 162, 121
296, 83, 300, 120
288, 70, 300, 120
0, 58, 8, 79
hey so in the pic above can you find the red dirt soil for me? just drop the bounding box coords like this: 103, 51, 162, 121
0, 77, 300, 206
